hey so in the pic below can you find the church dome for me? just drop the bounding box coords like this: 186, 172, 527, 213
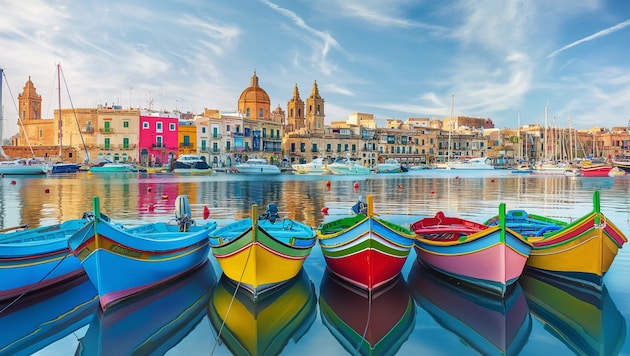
238, 71, 270, 104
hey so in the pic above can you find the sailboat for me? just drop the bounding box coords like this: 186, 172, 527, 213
0, 68, 49, 175
50, 64, 80, 174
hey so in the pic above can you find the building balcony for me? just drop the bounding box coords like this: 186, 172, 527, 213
100, 128, 114, 134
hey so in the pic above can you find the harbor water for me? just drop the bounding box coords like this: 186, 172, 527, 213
1, 170, 629, 355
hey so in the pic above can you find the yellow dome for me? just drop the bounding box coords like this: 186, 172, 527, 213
238, 71, 271, 119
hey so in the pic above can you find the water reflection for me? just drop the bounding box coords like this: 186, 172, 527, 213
318, 271, 415, 355
408, 261, 531, 355
0, 275, 98, 355
208, 269, 316, 355
520, 268, 626, 356
76, 261, 216, 355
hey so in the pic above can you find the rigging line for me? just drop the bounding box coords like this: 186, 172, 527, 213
355, 259, 373, 356
1, 71, 36, 159
0, 252, 70, 316
210, 232, 254, 355
59, 65, 90, 164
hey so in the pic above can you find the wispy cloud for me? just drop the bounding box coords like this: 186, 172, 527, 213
547, 18, 630, 58
260, 0, 341, 75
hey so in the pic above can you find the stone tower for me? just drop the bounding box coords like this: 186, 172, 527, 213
305, 80, 324, 132
286, 84, 305, 132
18, 77, 42, 122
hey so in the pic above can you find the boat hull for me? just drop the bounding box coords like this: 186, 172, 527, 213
68, 211, 216, 309
209, 216, 316, 296
0, 219, 91, 301
318, 215, 415, 290
527, 211, 626, 288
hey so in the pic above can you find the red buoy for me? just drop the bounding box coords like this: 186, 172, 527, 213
321, 207, 329, 215
203, 206, 210, 220
148, 203, 156, 212
44, 188, 50, 193
353, 182, 359, 189
326, 180, 331, 186
11, 180, 16, 185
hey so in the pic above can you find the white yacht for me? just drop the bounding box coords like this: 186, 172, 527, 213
293, 157, 328, 175
234, 158, 281, 175
326, 158, 371, 175
375, 159, 404, 173
446, 157, 494, 170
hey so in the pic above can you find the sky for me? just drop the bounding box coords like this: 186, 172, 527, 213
1, 0, 630, 139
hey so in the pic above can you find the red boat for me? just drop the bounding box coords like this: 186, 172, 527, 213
579, 164, 613, 177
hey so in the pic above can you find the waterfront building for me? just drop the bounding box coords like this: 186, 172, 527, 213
95, 105, 140, 164
177, 119, 197, 157
138, 111, 179, 167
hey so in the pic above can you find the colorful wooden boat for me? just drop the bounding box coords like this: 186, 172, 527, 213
208, 203, 316, 296
317, 195, 416, 290
408, 260, 531, 356
489, 191, 627, 289
410, 204, 532, 296
319, 271, 415, 355
208, 269, 316, 355
0, 274, 98, 355
579, 163, 613, 177
0, 213, 104, 301
68, 195, 217, 309
520, 268, 626, 356
76, 261, 216, 355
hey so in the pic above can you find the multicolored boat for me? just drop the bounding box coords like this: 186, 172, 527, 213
208, 203, 316, 296
68, 195, 217, 309
76, 261, 216, 355
317, 195, 416, 290
208, 269, 316, 355
408, 260, 531, 356
0, 213, 103, 301
486, 190, 627, 289
410, 203, 532, 296
0, 274, 98, 355
520, 268, 626, 356
319, 271, 415, 355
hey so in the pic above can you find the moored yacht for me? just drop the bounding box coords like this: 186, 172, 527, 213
234, 158, 281, 175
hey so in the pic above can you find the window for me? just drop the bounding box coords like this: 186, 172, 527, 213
246, 108, 250, 117
226, 141, 231, 151
123, 138, 129, 149
317, 105, 321, 115
326, 143, 331, 152
156, 136, 163, 147
104, 121, 111, 133
213, 127, 218, 137
202, 127, 206, 134
123, 121, 129, 128
262, 128, 267, 137
104, 138, 110, 149
337, 144, 341, 152
201, 140, 206, 150
311, 143, 318, 152
212, 142, 218, 152
291, 143, 296, 153
259, 108, 263, 117
143, 122, 149, 129
344, 144, 349, 152
226, 125, 231, 132
183, 136, 190, 147
156, 122, 163, 132
169, 123, 176, 131
300, 143, 306, 152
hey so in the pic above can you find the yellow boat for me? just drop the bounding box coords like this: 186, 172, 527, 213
526, 191, 627, 289
208, 269, 316, 355
208, 203, 316, 296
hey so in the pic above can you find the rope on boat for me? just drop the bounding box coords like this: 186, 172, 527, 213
210, 235, 254, 355
0, 252, 70, 316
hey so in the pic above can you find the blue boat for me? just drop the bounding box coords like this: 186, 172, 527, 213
0, 213, 103, 301
68, 195, 217, 309
0, 274, 98, 355
51, 162, 81, 174
76, 261, 216, 355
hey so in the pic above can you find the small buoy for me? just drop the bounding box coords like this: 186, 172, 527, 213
161, 195, 168, 200
11, 180, 16, 185
203, 206, 210, 219
44, 188, 50, 193
431, 190, 435, 194
491, 179, 495, 182
321, 207, 329, 215
353, 182, 359, 189
148, 203, 155, 212
147, 187, 152, 193
325, 180, 331, 186
398, 185, 403, 190
87, 171, 92, 176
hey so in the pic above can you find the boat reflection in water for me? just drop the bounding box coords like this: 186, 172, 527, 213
520, 268, 626, 356
318, 270, 415, 355
76, 261, 216, 355
0, 275, 98, 355
408, 261, 531, 355
208, 269, 316, 355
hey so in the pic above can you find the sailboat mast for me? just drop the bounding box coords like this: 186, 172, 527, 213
517, 111, 521, 161
0, 68, 4, 159
544, 103, 548, 162
447, 94, 454, 164
57, 63, 62, 158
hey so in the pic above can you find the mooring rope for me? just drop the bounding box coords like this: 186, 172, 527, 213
210, 236, 254, 355
0, 252, 70, 316
354, 259, 373, 356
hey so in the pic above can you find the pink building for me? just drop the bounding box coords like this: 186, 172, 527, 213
138, 112, 179, 167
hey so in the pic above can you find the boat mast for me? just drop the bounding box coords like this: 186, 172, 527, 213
0, 68, 5, 159
517, 111, 521, 161
568, 114, 573, 162
447, 94, 454, 164
544, 103, 548, 162
57, 63, 63, 159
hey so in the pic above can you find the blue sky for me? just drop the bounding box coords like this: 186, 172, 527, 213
1, 0, 629, 139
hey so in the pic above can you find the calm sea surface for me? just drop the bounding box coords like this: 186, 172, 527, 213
1, 170, 629, 355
